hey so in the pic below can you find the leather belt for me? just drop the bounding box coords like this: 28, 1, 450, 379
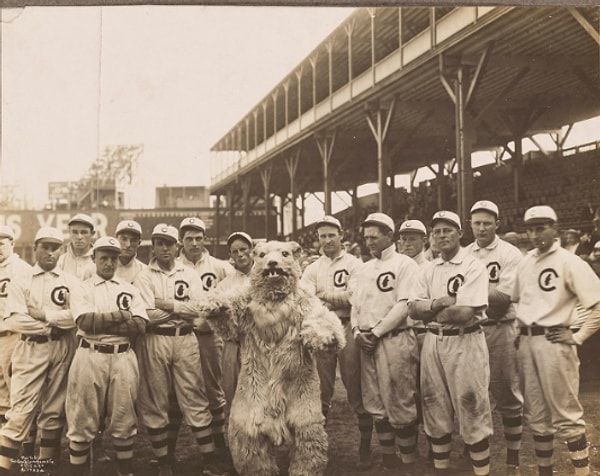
0, 331, 12, 338
195, 329, 215, 336
413, 328, 428, 334
427, 324, 481, 337
21, 334, 60, 343
151, 326, 193, 337
80, 339, 129, 354
519, 326, 567, 336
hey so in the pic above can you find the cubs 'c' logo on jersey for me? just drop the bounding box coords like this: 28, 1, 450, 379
116, 292, 132, 311
333, 269, 349, 288
174, 280, 190, 301
447, 274, 465, 296
487, 262, 501, 283
538, 268, 559, 292
200, 273, 217, 291
51, 286, 69, 306
0, 278, 10, 298
376, 272, 395, 292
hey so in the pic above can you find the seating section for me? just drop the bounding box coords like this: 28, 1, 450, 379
292, 145, 600, 251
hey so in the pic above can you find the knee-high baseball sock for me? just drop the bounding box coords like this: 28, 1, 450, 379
428, 434, 451, 470
146, 426, 169, 464
191, 424, 216, 457
22, 420, 37, 457
567, 434, 590, 476
39, 428, 62, 461
210, 406, 226, 449
468, 438, 490, 476
395, 422, 417, 464
357, 413, 373, 456
375, 419, 396, 469
0, 436, 20, 470
69, 440, 90, 472
113, 436, 135, 475
166, 406, 182, 463
503, 415, 522, 466
533, 433, 554, 476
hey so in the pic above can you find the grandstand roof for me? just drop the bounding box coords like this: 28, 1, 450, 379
210, 6, 600, 198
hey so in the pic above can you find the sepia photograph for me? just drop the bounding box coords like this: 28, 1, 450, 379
1, 2, 599, 475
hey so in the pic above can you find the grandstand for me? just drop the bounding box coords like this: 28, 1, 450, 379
209, 6, 600, 246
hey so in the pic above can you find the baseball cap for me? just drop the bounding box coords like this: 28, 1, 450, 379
115, 220, 142, 237
593, 241, 600, 250
523, 206, 557, 224
68, 213, 95, 230
362, 212, 395, 232
179, 217, 206, 232
151, 224, 179, 243
431, 211, 462, 230
398, 220, 427, 235
0, 226, 15, 240
470, 200, 499, 218
315, 215, 342, 232
227, 231, 253, 249
34, 227, 64, 244
93, 236, 121, 253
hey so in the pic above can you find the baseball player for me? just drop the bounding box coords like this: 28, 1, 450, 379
350, 212, 420, 472
66, 236, 148, 476
408, 211, 492, 476
57, 213, 97, 281
177, 217, 232, 457
301, 216, 373, 470
0, 226, 32, 428
512, 205, 600, 476
217, 231, 254, 413
133, 224, 223, 476
115, 219, 147, 283
0, 227, 81, 474
465, 200, 524, 470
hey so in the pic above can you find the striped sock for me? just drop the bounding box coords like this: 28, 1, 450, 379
147, 426, 169, 460
503, 416, 522, 467
567, 434, 590, 476
166, 406, 182, 463
533, 433, 554, 476
113, 436, 135, 475
395, 422, 417, 464
468, 438, 490, 476
68, 440, 90, 467
375, 419, 396, 469
191, 424, 216, 455
0, 436, 20, 470
39, 428, 62, 461
210, 406, 226, 449
428, 434, 452, 470
22, 422, 37, 457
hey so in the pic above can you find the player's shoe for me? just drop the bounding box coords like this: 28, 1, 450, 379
203, 462, 229, 476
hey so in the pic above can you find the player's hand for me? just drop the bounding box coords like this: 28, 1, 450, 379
546, 327, 577, 345
155, 298, 174, 312
356, 331, 378, 354
28, 307, 45, 321
434, 296, 456, 310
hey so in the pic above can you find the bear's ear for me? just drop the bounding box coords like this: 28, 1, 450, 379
287, 241, 303, 261
253, 242, 266, 258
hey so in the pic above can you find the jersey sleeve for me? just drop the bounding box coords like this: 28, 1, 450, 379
454, 258, 488, 308
565, 255, 600, 309
496, 244, 522, 296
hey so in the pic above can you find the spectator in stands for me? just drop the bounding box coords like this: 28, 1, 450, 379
563, 229, 583, 255
589, 241, 600, 278
348, 242, 365, 262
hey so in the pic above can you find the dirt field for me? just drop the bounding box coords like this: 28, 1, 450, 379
7, 352, 600, 476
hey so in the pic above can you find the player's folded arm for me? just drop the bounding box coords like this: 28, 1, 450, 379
76, 310, 132, 334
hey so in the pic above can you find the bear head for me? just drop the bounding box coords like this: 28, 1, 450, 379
250, 241, 302, 301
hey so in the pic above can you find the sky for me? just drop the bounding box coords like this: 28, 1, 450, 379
1, 5, 354, 208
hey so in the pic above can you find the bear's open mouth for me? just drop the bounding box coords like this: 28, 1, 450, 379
263, 268, 286, 279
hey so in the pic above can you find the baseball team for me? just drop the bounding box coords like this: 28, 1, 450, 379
0, 200, 598, 476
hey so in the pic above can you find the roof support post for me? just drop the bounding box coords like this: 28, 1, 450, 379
272, 91, 279, 145
213, 193, 221, 256
365, 98, 395, 213
309, 55, 318, 121
368, 8, 376, 86
285, 149, 301, 240
440, 54, 480, 223
295, 68, 303, 128
326, 41, 333, 111
344, 20, 354, 97
252, 110, 258, 153
279, 194, 286, 238
226, 186, 235, 237
315, 130, 337, 215
262, 103, 268, 152
283, 80, 290, 138
568, 7, 600, 45
241, 176, 251, 232
260, 165, 272, 240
